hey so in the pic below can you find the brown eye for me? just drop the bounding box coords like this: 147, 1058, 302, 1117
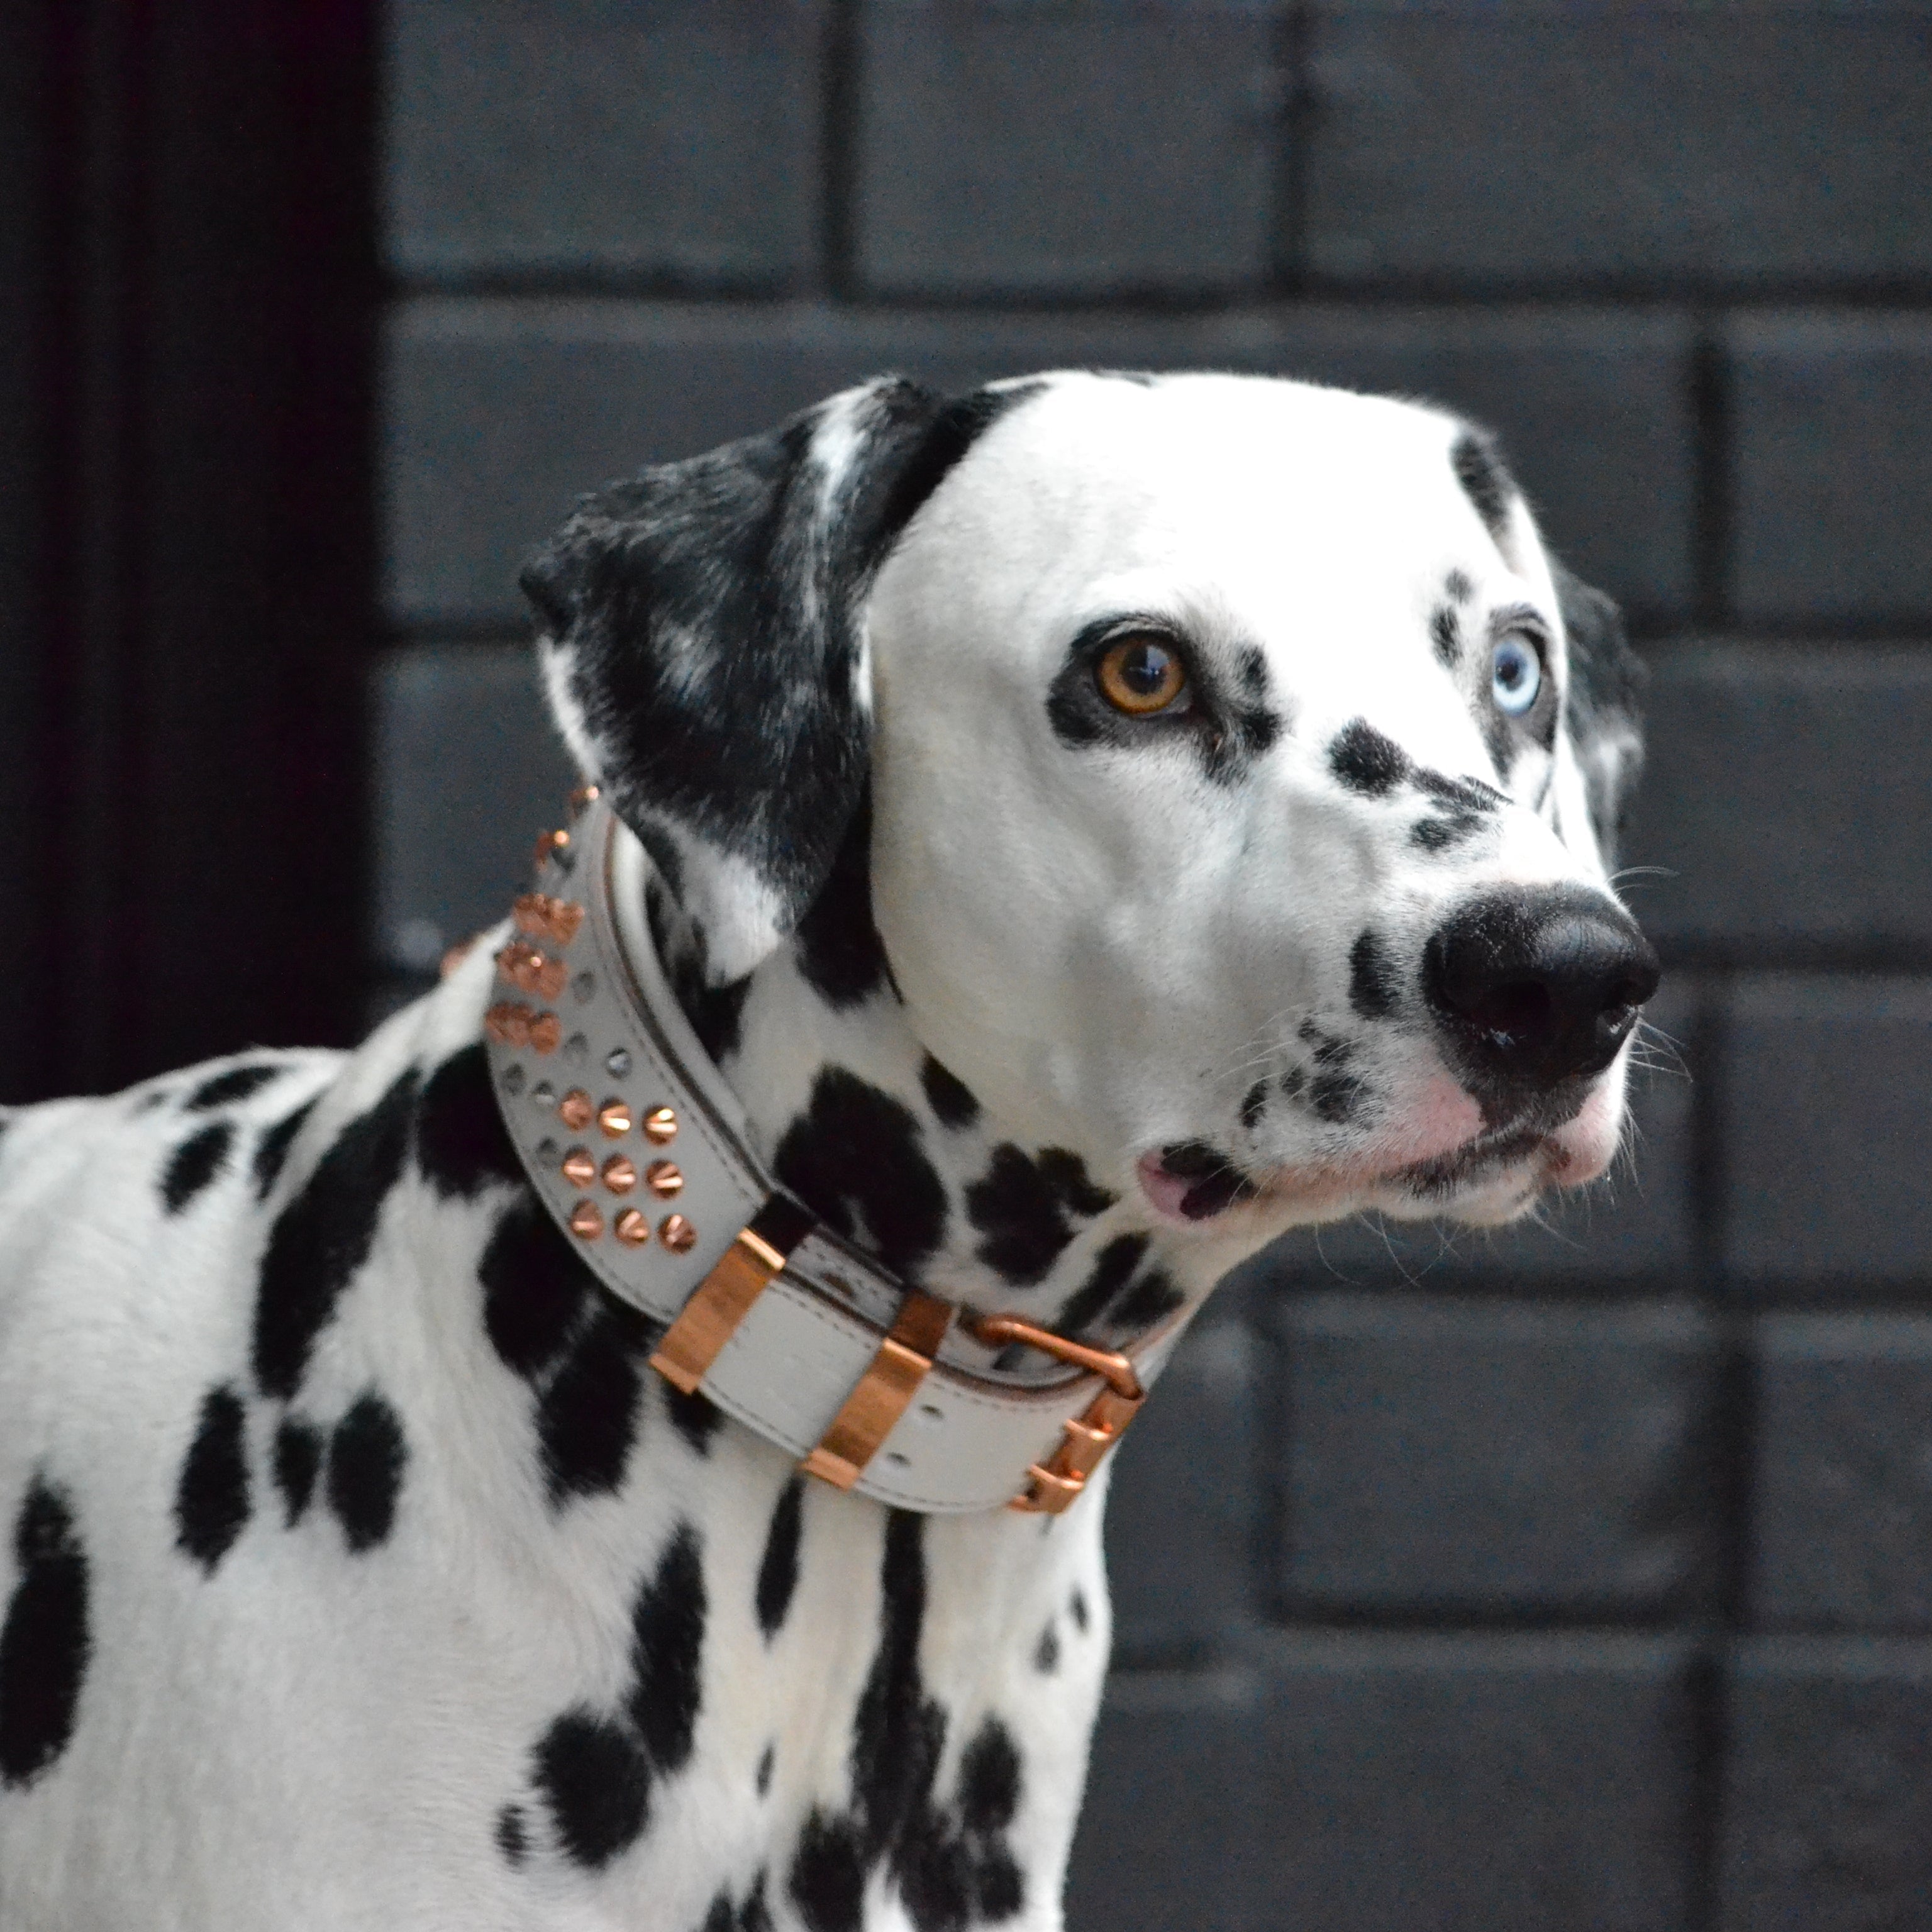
1096, 634, 1188, 715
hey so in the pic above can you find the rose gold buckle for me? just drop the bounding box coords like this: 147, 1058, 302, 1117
970, 1314, 1146, 1515
802, 1290, 953, 1491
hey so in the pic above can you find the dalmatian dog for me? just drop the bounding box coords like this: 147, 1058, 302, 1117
0, 370, 1656, 1930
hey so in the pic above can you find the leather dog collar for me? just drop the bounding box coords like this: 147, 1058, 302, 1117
482, 789, 1191, 1514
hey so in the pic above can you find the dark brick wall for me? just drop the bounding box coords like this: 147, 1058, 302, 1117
375, 7, 1932, 1924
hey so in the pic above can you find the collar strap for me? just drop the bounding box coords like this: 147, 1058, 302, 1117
482, 791, 1189, 1515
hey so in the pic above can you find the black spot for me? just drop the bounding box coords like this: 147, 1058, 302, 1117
1430, 603, 1462, 668
1328, 719, 1411, 797
0, 1477, 91, 1788
1240, 1080, 1268, 1133
958, 1719, 1021, 1836
629, 1522, 706, 1773
756, 1477, 804, 1640
536, 1304, 651, 1504
253, 1069, 419, 1401
252, 1097, 316, 1198
965, 1144, 1116, 1287
327, 1391, 408, 1553
919, 1055, 980, 1131
701, 1894, 735, 1932
1110, 1265, 1184, 1331
496, 1802, 528, 1867
415, 1042, 522, 1199
1412, 812, 1484, 852
1484, 711, 1518, 784
186, 1061, 287, 1111
1280, 1065, 1306, 1100
1070, 1588, 1089, 1633
774, 1069, 947, 1280
1414, 767, 1503, 811
1451, 426, 1517, 542
1033, 1623, 1060, 1673
533, 1708, 650, 1869
273, 1417, 321, 1526
1053, 1233, 1149, 1340
174, 1385, 251, 1573
162, 1121, 233, 1214
1310, 1068, 1368, 1124
790, 1810, 867, 1932
1445, 568, 1474, 604
479, 1188, 596, 1382
757, 1743, 775, 1796
794, 796, 892, 1009
740, 1874, 775, 1932
976, 1851, 1024, 1921
1348, 930, 1401, 1021
665, 1383, 723, 1456
647, 882, 753, 1065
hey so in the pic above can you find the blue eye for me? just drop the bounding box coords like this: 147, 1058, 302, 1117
1491, 636, 1542, 715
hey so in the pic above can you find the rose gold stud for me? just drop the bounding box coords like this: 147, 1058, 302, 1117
485, 1002, 532, 1048
568, 1199, 603, 1240
512, 893, 584, 948
528, 1013, 562, 1055
535, 828, 570, 871
642, 1106, 677, 1145
602, 1155, 637, 1194
614, 1207, 650, 1246
569, 783, 601, 813
560, 1146, 596, 1187
645, 1160, 684, 1199
597, 1099, 631, 1139
558, 1089, 594, 1131
659, 1214, 696, 1253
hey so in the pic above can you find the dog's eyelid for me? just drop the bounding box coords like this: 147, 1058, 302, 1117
1487, 602, 1552, 655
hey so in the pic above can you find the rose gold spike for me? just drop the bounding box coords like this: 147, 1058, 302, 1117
533, 957, 567, 1001
614, 1208, 650, 1246
560, 1146, 596, 1187
659, 1214, 696, 1253
484, 1002, 532, 1048
528, 1013, 562, 1055
547, 900, 584, 946
602, 1155, 637, 1194
597, 1099, 631, 1138
645, 1160, 684, 1199
534, 828, 570, 871
642, 1106, 677, 1145
569, 784, 601, 813
512, 894, 549, 938
558, 1089, 594, 1131
568, 1199, 603, 1241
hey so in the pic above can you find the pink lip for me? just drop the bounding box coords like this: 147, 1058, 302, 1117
1135, 1151, 1199, 1221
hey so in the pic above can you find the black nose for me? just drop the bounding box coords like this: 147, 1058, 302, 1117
1423, 886, 1661, 1094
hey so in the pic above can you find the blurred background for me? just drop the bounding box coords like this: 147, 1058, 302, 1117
4, 3, 1931, 1926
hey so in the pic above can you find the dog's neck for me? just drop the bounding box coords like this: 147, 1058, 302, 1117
626, 831, 1236, 1346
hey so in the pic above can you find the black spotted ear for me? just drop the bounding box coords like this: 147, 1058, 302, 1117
1551, 558, 1646, 865
522, 376, 1033, 984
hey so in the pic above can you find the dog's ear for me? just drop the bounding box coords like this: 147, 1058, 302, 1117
522, 376, 1026, 984
1552, 558, 1646, 867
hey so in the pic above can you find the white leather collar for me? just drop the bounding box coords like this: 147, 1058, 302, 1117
481, 791, 1191, 1514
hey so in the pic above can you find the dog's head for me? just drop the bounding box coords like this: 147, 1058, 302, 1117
524, 371, 1657, 1237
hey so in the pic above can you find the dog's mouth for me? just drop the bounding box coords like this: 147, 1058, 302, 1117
1138, 1122, 1570, 1224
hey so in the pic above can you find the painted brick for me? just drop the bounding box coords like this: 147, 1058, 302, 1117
385, 0, 824, 289
1255, 1633, 1697, 1932
370, 643, 577, 975
1105, 1319, 1257, 1667
852, 1, 1284, 301
1626, 645, 1932, 963
1305, 9, 1932, 289
1748, 1316, 1932, 1633
1717, 1637, 1932, 1932
1718, 975, 1932, 1296
1066, 1669, 1268, 1932
384, 299, 1689, 626
1728, 313, 1932, 628
1271, 1296, 1718, 1619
